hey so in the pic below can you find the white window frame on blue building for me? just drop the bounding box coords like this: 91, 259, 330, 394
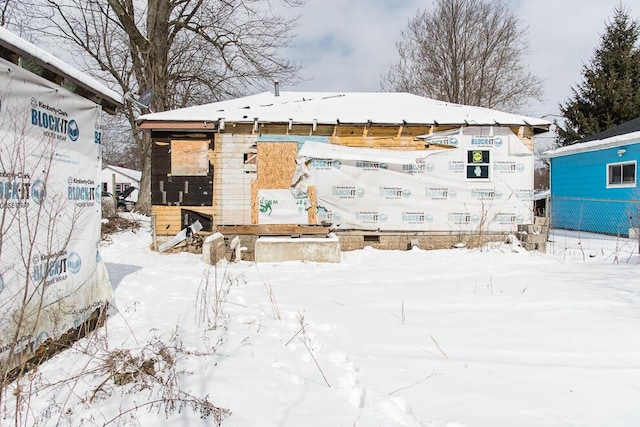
606, 160, 636, 188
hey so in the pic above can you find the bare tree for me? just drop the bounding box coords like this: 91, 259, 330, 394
0, 0, 31, 30
382, 0, 542, 112
101, 114, 140, 170
0, 0, 18, 26
11, 0, 304, 214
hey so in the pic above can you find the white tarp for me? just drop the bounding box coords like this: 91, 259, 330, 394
295, 130, 534, 232
258, 189, 309, 224
0, 57, 112, 364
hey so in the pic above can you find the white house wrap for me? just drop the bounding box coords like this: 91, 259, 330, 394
0, 28, 121, 366
295, 129, 533, 232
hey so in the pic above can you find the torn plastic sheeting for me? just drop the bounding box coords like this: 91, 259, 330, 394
158, 220, 203, 252
289, 155, 312, 212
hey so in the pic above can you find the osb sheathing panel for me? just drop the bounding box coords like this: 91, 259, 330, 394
307, 186, 317, 224
170, 140, 210, 176
256, 141, 298, 189
251, 179, 258, 225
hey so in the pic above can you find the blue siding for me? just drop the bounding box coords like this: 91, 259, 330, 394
550, 141, 640, 236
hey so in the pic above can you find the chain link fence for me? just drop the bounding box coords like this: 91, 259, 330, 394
547, 196, 640, 263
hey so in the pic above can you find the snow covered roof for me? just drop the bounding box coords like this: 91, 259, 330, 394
0, 27, 123, 113
544, 130, 640, 158
102, 165, 142, 182
137, 91, 551, 131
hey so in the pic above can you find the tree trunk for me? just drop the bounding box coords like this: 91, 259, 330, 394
135, 133, 153, 215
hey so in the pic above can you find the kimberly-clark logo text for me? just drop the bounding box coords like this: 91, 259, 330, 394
471, 136, 503, 147
401, 163, 427, 174
427, 136, 458, 147
356, 160, 387, 170
379, 187, 411, 199
401, 211, 432, 224
0, 171, 46, 208
355, 211, 387, 224
493, 213, 523, 224
448, 161, 464, 173
515, 189, 534, 200
426, 187, 455, 200
494, 162, 525, 173
31, 250, 82, 287
30, 98, 79, 142
311, 159, 341, 169
470, 188, 502, 200
448, 212, 479, 225
67, 177, 96, 207
332, 186, 364, 198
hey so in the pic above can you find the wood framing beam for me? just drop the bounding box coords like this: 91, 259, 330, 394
138, 121, 217, 130
216, 224, 330, 236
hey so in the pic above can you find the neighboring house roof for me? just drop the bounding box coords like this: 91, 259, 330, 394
579, 117, 640, 143
137, 91, 550, 131
102, 165, 142, 183
0, 27, 123, 112
545, 117, 640, 158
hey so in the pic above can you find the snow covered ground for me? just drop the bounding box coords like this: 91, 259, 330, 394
3, 215, 640, 427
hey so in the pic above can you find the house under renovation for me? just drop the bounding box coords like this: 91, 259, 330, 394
137, 91, 550, 259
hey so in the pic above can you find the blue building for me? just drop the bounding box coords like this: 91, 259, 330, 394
546, 118, 640, 237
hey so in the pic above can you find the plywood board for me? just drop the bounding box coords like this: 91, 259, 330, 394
256, 141, 298, 189
171, 139, 210, 176
308, 185, 317, 224
251, 179, 258, 225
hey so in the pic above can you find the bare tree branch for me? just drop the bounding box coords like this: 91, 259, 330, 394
382, 0, 542, 113
10, 0, 304, 214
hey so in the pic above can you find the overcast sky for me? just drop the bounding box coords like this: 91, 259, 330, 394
276, 0, 640, 119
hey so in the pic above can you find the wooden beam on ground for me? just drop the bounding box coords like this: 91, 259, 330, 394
216, 224, 330, 236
